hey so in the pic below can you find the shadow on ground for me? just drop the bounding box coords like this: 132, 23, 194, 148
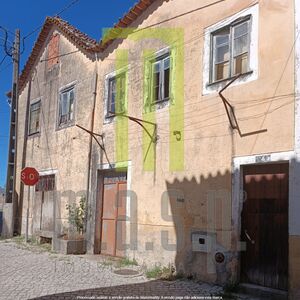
30, 279, 222, 300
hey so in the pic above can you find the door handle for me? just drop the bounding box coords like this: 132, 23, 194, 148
245, 230, 255, 244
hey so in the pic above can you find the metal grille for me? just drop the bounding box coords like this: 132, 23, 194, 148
35, 175, 55, 192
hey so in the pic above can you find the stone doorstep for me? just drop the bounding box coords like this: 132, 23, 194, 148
238, 283, 288, 300
34, 230, 54, 239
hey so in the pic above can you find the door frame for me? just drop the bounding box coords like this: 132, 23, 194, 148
99, 175, 127, 257
232, 151, 293, 287
94, 161, 132, 255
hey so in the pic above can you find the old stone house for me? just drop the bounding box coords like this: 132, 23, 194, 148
6, 0, 300, 298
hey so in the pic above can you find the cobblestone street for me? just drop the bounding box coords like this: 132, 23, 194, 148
0, 241, 224, 300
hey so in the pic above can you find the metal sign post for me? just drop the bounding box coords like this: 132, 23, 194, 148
20, 167, 39, 243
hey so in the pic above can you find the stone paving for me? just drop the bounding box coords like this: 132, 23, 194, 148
0, 240, 225, 300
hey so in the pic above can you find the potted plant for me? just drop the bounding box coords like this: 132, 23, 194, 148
53, 196, 87, 254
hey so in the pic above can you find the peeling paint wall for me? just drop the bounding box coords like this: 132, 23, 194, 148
14, 0, 299, 296
88, 0, 296, 288
15, 30, 96, 238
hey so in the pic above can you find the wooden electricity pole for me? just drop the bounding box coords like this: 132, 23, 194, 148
5, 29, 20, 236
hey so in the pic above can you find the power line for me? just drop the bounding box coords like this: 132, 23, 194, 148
55, 0, 81, 17
40, 50, 79, 62
23, 0, 81, 41
0, 54, 7, 68
0, 26, 13, 57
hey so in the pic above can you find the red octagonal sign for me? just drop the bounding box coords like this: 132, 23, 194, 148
21, 167, 39, 186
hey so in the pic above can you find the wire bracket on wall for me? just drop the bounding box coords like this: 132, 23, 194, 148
109, 112, 158, 163
109, 112, 158, 143
218, 74, 268, 137
75, 124, 112, 168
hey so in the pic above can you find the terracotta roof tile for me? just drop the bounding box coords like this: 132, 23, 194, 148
19, 0, 161, 93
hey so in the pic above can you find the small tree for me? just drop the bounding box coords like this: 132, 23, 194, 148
66, 196, 86, 236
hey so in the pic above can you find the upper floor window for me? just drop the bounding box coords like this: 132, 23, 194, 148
211, 17, 251, 83
58, 86, 75, 127
152, 54, 170, 103
106, 72, 126, 118
28, 100, 41, 135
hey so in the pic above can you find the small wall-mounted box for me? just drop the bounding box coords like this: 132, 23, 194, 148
191, 232, 215, 253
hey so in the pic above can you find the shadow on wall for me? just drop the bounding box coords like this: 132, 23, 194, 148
165, 171, 233, 285
165, 161, 294, 288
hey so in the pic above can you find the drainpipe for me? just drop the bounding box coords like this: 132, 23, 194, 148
85, 53, 98, 241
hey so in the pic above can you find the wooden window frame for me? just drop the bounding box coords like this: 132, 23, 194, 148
58, 85, 75, 128
210, 16, 251, 83
106, 72, 126, 118
28, 100, 41, 136
151, 53, 171, 104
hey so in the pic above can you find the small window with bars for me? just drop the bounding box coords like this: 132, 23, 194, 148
35, 174, 55, 192
211, 17, 251, 83
58, 86, 75, 127
28, 100, 41, 135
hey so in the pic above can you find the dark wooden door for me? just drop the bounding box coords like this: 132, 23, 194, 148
241, 163, 288, 290
100, 173, 127, 257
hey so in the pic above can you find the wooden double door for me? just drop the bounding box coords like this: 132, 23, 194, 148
100, 172, 127, 257
241, 163, 288, 290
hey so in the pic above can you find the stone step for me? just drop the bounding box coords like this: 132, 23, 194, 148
237, 283, 288, 300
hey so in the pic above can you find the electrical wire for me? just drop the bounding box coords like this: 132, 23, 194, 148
23, 0, 81, 41
0, 54, 7, 68
0, 26, 13, 57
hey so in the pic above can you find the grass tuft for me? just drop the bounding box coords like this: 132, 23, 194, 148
117, 257, 138, 268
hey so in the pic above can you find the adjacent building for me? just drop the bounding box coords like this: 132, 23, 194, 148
4, 0, 300, 298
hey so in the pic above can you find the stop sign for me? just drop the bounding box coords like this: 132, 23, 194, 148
21, 167, 39, 186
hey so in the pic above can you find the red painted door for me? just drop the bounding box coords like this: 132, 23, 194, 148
100, 173, 127, 257
241, 163, 288, 290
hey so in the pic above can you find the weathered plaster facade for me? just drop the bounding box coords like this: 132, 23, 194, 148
89, 0, 295, 279
15, 28, 97, 238
12, 0, 300, 298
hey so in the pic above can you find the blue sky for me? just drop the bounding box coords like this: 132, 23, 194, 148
0, 0, 136, 187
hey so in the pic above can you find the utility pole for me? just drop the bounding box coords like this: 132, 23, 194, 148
5, 29, 20, 237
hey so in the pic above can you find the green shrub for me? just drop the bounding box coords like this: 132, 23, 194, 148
66, 196, 86, 235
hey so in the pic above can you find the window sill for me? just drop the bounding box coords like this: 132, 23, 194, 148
27, 132, 40, 138
144, 97, 170, 113
207, 70, 253, 87
151, 97, 170, 105
104, 111, 127, 124
104, 115, 115, 125
56, 122, 75, 131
